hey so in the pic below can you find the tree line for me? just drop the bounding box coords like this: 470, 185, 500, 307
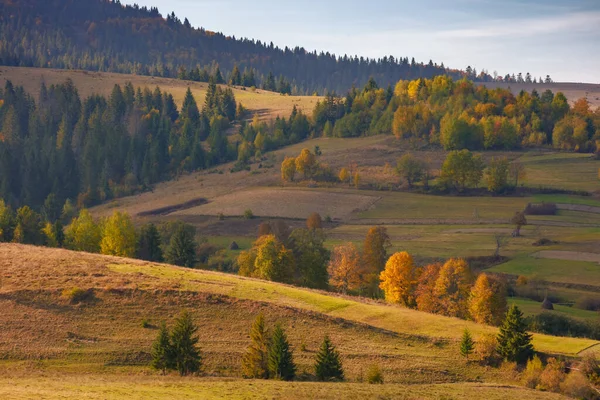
0, 0, 537, 95
313, 76, 600, 152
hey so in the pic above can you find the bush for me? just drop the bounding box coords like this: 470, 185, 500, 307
526, 312, 600, 340
475, 334, 499, 366
366, 364, 384, 384
141, 318, 151, 328
576, 296, 600, 311
560, 371, 595, 399
244, 209, 254, 219
524, 202, 557, 216
537, 358, 565, 392
61, 287, 94, 304
522, 355, 544, 388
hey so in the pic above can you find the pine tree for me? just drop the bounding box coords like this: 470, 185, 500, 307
170, 310, 201, 376
137, 223, 163, 262
165, 224, 197, 268
242, 314, 270, 379
314, 335, 344, 381
152, 322, 173, 374
497, 305, 534, 364
460, 328, 474, 360
268, 324, 296, 381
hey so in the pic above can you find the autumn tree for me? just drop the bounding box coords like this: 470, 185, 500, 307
100, 211, 136, 257
306, 212, 323, 230
509, 161, 527, 188
295, 148, 317, 179
288, 228, 329, 289
338, 167, 350, 184
433, 258, 473, 318
379, 252, 419, 308
396, 153, 426, 188
253, 235, 295, 283
328, 243, 362, 293
497, 305, 534, 364
415, 263, 443, 314
170, 310, 202, 376
511, 211, 527, 236
485, 157, 509, 193
315, 335, 344, 381
281, 157, 296, 182
65, 209, 101, 253
242, 314, 270, 379
42, 221, 64, 248
12, 206, 43, 245
440, 150, 485, 192
362, 227, 391, 296
268, 323, 296, 381
469, 273, 507, 325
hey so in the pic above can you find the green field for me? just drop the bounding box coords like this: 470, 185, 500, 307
520, 152, 600, 192
489, 256, 600, 287
510, 298, 599, 321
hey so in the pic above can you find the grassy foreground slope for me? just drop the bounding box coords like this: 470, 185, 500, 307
0, 244, 579, 399
0, 66, 321, 120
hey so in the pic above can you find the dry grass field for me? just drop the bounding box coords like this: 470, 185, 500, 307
0, 66, 321, 120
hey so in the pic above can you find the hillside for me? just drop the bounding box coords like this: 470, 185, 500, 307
0, 244, 587, 398
0, 0, 461, 94
0, 66, 321, 120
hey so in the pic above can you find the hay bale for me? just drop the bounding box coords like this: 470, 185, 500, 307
541, 297, 554, 310
229, 241, 239, 250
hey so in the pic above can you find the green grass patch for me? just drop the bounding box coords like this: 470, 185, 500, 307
489, 256, 600, 287
509, 298, 599, 321
520, 152, 600, 192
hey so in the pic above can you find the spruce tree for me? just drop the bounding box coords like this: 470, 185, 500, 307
460, 328, 474, 360
268, 324, 296, 381
165, 224, 197, 268
242, 314, 270, 379
137, 223, 163, 262
170, 310, 202, 376
151, 322, 173, 374
497, 304, 534, 364
315, 335, 344, 381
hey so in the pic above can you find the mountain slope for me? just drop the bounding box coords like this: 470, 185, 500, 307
0, 0, 467, 94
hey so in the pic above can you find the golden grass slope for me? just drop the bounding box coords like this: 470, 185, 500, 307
0, 66, 321, 120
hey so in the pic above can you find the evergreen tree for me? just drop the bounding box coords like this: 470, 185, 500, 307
229, 65, 242, 86
497, 305, 534, 364
165, 223, 197, 268
263, 72, 277, 92
170, 310, 202, 376
268, 324, 296, 381
137, 223, 163, 262
242, 314, 270, 379
0, 199, 15, 242
151, 322, 173, 374
460, 328, 474, 360
214, 67, 224, 84
314, 335, 344, 381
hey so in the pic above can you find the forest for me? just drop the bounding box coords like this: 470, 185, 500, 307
0, 0, 550, 95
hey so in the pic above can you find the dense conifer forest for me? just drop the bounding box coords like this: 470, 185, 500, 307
0, 0, 538, 95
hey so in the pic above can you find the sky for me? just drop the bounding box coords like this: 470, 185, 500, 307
124, 0, 600, 83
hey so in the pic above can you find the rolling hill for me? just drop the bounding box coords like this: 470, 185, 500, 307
0, 243, 589, 399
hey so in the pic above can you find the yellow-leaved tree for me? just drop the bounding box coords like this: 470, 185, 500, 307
100, 211, 136, 257
379, 252, 419, 308
295, 148, 317, 179
338, 167, 349, 184
469, 273, 507, 325
238, 235, 294, 283
328, 243, 362, 294
65, 209, 101, 253
281, 157, 296, 182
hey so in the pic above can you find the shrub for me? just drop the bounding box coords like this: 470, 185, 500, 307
475, 334, 499, 365
537, 358, 565, 392
522, 355, 544, 388
560, 371, 595, 399
244, 209, 254, 219
141, 318, 151, 329
576, 296, 600, 311
61, 287, 94, 304
366, 364, 384, 384
217, 212, 225, 221
524, 202, 557, 216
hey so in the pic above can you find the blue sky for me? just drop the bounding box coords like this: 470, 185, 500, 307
125, 0, 599, 83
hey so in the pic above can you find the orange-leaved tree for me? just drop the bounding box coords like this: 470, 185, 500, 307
328, 243, 362, 294
469, 273, 507, 325
433, 258, 473, 318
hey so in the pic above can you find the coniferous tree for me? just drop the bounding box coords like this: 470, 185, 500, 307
170, 310, 202, 376
314, 335, 344, 381
229, 65, 242, 86
165, 224, 197, 268
497, 305, 534, 364
267, 324, 296, 381
137, 223, 163, 262
460, 328, 474, 360
242, 314, 270, 379
151, 322, 173, 374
